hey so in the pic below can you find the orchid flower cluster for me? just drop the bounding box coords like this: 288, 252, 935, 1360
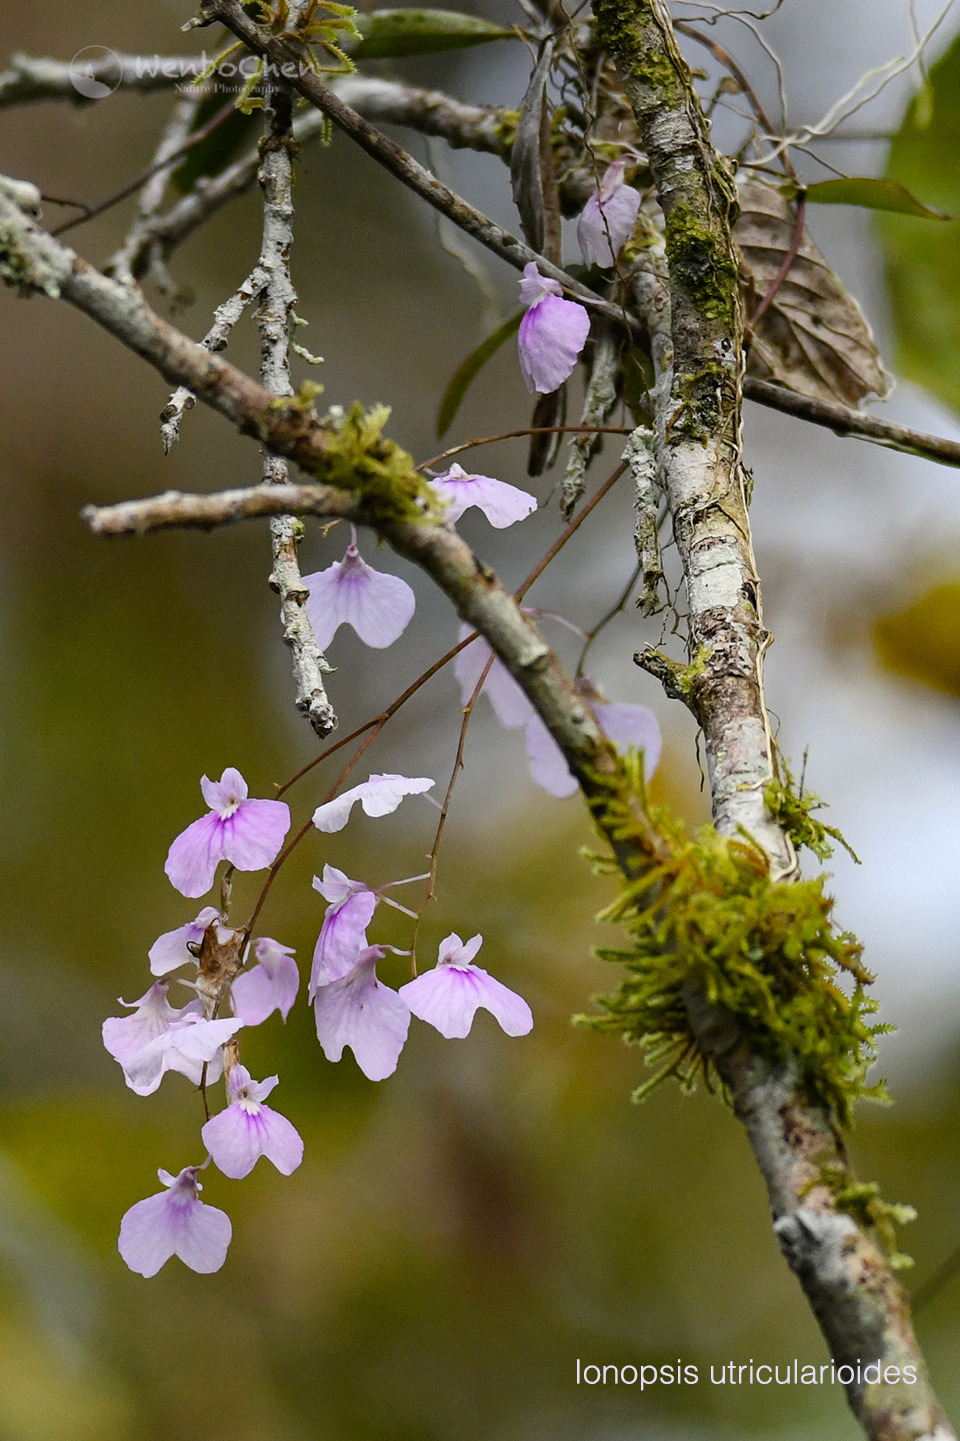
517, 157, 641, 394
105, 766, 534, 1278
102, 276, 661, 1276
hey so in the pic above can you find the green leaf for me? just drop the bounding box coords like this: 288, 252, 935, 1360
792, 176, 949, 220
436, 312, 522, 437
173, 97, 260, 194
352, 8, 516, 58
877, 33, 960, 413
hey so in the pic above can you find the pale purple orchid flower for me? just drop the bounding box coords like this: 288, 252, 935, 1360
399, 933, 533, 1039
313, 945, 410, 1081
517, 263, 591, 395
303, 543, 415, 650
201, 1065, 304, 1179
231, 937, 300, 1025
164, 767, 291, 899
524, 686, 662, 798
148, 906, 220, 977
309, 866, 377, 998
118, 1166, 232, 1277
429, 463, 537, 529
312, 773, 435, 834
103, 981, 243, 1096
577, 159, 641, 268
454, 624, 535, 729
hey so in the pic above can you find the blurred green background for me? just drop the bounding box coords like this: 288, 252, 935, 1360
3, 2, 960, 1438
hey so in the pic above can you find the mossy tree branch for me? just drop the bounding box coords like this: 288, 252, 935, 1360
594, 6, 954, 1437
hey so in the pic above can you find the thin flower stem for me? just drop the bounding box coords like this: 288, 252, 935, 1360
274, 632, 479, 799
516, 461, 626, 600
576, 561, 642, 678
199, 1063, 212, 1123
243, 457, 629, 934
52, 98, 237, 237
243, 818, 314, 936
418, 424, 632, 473
410, 652, 497, 971
746, 194, 806, 332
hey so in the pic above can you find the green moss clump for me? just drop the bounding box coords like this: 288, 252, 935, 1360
765, 763, 861, 864
315, 401, 441, 524
815, 1167, 916, 1269
578, 807, 889, 1127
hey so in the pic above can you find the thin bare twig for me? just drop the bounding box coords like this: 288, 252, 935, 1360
255, 35, 337, 740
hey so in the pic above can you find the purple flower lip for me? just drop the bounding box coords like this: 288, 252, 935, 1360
429, 463, 537, 528
399, 933, 533, 1039
148, 906, 220, 976
303, 542, 415, 650
313, 946, 411, 1081
164, 767, 291, 899
517, 263, 590, 395
118, 1165, 232, 1277
201, 1064, 304, 1179
312, 773, 434, 833
577, 159, 641, 268
102, 980, 243, 1095
231, 937, 300, 1025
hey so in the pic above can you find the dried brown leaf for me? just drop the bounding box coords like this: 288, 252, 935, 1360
736, 180, 890, 408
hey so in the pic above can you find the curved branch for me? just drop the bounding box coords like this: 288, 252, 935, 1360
0, 184, 664, 875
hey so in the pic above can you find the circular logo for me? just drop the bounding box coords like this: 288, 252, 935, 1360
69, 47, 123, 101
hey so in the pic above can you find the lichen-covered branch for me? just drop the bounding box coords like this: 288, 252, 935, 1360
686, 989, 954, 1441
598, 0, 788, 870
256, 37, 336, 738
594, 6, 954, 1437
109, 92, 203, 288
0, 52, 198, 107
195, 0, 618, 319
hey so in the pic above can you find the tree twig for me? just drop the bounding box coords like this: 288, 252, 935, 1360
255, 35, 336, 739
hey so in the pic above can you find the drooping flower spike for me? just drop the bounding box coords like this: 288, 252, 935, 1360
201, 1066, 304, 1180
313, 945, 411, 1081
118, 1166, 231, 1277
577, 159, 641, 268
429, 464, 537, 529
303, 540, 415, 650
312, 773, 435, 833
399, 934, 533, 1039
231, 937, 300, 1025
165, 767, 291, 899
517, 263, 591, 395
